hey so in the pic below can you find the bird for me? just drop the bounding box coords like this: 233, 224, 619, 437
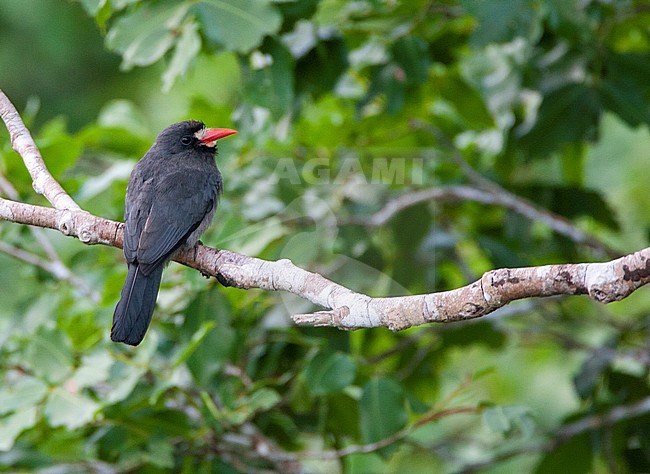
111, 120, 237, 346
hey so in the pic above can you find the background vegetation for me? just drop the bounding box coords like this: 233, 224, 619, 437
1, 0, 650, 472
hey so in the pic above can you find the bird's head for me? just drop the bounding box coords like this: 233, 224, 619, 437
154, 120, 237, 156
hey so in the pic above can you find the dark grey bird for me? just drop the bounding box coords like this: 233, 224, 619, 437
111, 120, 237, 346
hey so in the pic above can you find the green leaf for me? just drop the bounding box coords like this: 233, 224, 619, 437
462, 0, 540, 47
482, 406, 511, 433
44, 388, 100, 429
242, 38, 295, 118
375, 63, 407, 114
147, 438, 175, 468
182, 290, 235, 386
518, 84, 600, 157
0, 377, 48, 416
173, 320, 217, 368
246, 387, 282, 413
105, 0, 190, 69
112, 0, 140, 10
600, 52, 650, 127
325, 392, 361, 437
534, 434, 592, 473
230, 216, 288, 255
186, 322, 236, 385
162, 21, 201, 92
207, 388, 281, 426
96, 99, 150, 136
280, 230, 324, 266
295, 95, 355, 149
24, 327, 73, 385
439, 321, 506, 350
430, 70, 494, 130
70, 350, 115, 389
513, 184, 619, 230
386, 445, 444, 474
76, 160, 133, 202
295, 36, 348, 97
103, 361, 147, 404
482, 406, 535, 438
185, 52, 242, 105
559, 141, 586, 185
359, 378, 407, 445
0, 407, 37, 451
303, 350, 357, 396
391, 36, 430, 86
77, 0, 107, 17
344, 452, 385, 474
36, 117, 83, 178
192, 0, 282, 53
38, 428, 89, 462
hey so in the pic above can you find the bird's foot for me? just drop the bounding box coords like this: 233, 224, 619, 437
193, 240, 203, 260
215, 273, 234, 287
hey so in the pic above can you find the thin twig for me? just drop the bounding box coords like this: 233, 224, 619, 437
0, 240, 99, 301
554, 396, 650, 442
296, 406, 478, 460
0, 174, 61, 261
0, 172, 98, 300
364, 184, 619, 257
397, 120, 620, 258
223, 406, 479, 463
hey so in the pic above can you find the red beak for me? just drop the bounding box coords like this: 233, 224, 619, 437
195, 127, 238, 146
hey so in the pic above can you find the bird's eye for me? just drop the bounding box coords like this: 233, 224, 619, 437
181, 135, 193, 145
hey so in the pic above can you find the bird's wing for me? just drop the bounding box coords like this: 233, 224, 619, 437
123, 169, 155, 264
135, 170, 218, 274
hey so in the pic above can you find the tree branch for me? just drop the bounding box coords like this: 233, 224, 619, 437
1, 196, 649, 330
0, 89, 79, 210
1, 89, 649, 332
0, 240, 99, 301
364, 185, 618, 258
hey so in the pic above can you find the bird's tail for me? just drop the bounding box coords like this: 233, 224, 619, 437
111, 264, 164, 346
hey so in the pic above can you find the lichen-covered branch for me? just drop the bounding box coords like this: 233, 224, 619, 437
1, 88, 649, 332
1, 196, 649, 331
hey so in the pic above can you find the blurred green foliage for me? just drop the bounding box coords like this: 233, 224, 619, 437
1, 0, 650, 472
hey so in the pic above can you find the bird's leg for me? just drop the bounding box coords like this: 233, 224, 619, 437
193, 240, 202, 261
192, 241, 234, 286
193, 240, 213, 279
